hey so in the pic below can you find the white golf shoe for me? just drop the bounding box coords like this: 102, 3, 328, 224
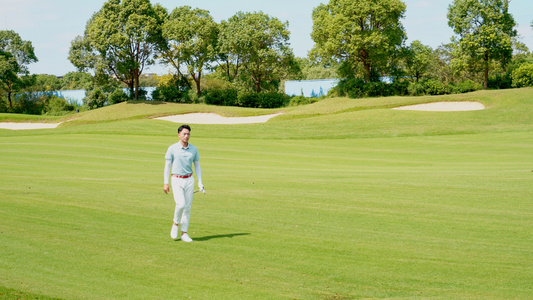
170, 224, 179, 240
181, 233, 193, 242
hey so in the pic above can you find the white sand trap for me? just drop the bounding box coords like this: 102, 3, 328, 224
393, 101, 485, 111
0, 122, 63, 130
155, 112, 283, 124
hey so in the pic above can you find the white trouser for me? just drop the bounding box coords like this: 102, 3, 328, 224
171, 176, 195, 232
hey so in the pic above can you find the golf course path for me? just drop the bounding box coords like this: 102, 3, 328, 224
155, 112, 283, 124
393, 101, 485, 111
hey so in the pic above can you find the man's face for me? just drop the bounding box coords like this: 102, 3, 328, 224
179, 128, 190, 144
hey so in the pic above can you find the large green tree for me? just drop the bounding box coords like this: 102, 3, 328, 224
403, 40, 433, 82
311, 0, 407, 83
0, 30, 38, 108
448, 0, 517, 89
218, 11, 298, 93
69, 0, 165, 100
159, 6, 218, 96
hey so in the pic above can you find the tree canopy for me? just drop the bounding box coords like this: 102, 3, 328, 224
448, 0, 517, 89
0, 30, 38, 107
403, 40, 433, 82
159, 6, 218, 96
311, 0, 407, 83
69, 0, 166, 100
218, 11, 298, 93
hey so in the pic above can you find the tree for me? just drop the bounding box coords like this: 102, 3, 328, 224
218, 11, 298, 93
297, 57, 338, 80
310, 0, 407, 83
60, 71, 93, 90
0, 30, 38, 108
448, 0, 517, 89
159, 6, 218, 96
69, 0, 165, 100
403, 41, 433, 82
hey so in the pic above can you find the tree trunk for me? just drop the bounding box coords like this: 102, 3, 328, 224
483, 52, 489, 90
360, 49, 371, 83
7, 82, 13, 108
194, 72, 202, 97
134, 70, 139, 101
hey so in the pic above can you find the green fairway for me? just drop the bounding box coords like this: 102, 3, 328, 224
1, 89, 532, 299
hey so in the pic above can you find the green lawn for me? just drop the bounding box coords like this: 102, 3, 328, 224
1, 89, 532, 299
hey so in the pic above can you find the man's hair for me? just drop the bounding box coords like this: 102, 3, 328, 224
178, 125, 191, 133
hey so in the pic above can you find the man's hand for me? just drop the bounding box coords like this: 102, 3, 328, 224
163, 184, 170, 194
199, 184, 205, 194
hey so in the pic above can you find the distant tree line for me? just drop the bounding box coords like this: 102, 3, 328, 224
1, 0, 533, 114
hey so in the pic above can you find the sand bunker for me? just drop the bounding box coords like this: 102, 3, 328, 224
155, 112, 283, 124
0, 122, 63, 130
393, 101, 485, 111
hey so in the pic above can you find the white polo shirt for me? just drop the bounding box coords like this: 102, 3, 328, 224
165, 142, 199, 176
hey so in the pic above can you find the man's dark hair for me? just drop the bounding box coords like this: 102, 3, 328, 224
178, 125, 191, 133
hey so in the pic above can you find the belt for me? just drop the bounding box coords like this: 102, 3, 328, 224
173, 174, 192, 178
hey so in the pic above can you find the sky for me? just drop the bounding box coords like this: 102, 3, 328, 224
1, 0, 532, 76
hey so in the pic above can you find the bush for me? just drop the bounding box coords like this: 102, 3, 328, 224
388, 80, 409, 96
408, 82, 425, 96
422, 79, 450, 95
84, 88, 107, 109
0, 97, 8, 113
455, 80, 482, 93
13, 93, 46, 115
288, 95, 320, 106
512, 63, 533, 88
204, 88, 238, 106
237, 92, 289, 108
108, 89, 129, 105
334, 78, 365, 98
488, 74, 512, 89
365, 82, 387, 97
152, 74, 191, 102
43, 96, 75, 115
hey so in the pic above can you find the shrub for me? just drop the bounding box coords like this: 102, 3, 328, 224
408, 82, 425, 96
107, 89, 129, 105
388, 80, 409, 96
151, 74, 190, 102
84, 88, 107, 109
365, 82, 387, 97
456, 80, 482, 93
288, 95, 319, 106
512, 63, 533, 88
334, 78, 366, 98
423, 79, 450, 95
257, 92, 289, 108
488, 74, 512, 89
204, 88, 238, 106
13, 93, 46, 115
43, 96, 75, 115
237, 92, 289, 108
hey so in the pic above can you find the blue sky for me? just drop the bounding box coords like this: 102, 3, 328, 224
1, 0, 532, 76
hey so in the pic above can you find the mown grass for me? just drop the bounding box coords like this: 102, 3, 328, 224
1, 88, 532, 299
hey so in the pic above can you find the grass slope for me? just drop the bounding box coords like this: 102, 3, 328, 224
1, 88, 532, 299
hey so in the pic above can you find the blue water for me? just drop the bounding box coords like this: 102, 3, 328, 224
51, 87, 157, 106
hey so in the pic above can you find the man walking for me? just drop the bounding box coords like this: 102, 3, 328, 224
163, 125, 204, 242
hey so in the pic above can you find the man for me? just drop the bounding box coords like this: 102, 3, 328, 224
163, 125, 204, 242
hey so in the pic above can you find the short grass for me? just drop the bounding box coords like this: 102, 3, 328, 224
1, 88, 532, 299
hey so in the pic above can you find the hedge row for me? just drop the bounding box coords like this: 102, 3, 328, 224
334, 78, 482, 98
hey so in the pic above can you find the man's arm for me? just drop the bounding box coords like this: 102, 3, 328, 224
194, 160, 204, 192
163, 159, 171, 194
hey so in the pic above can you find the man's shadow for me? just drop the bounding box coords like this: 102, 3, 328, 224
194, 233, 250, 242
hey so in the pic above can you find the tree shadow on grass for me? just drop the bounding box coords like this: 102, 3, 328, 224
193, 233, 251, 242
